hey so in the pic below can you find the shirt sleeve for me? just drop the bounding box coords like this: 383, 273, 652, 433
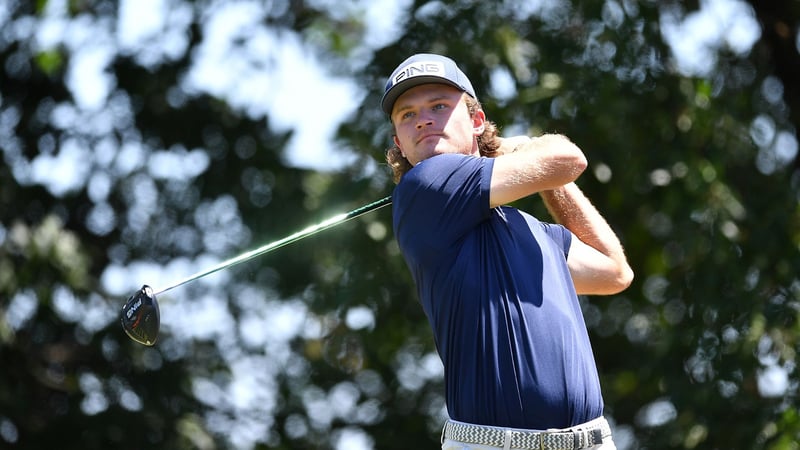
392, 153, 494, 253
539, 221, 573, 258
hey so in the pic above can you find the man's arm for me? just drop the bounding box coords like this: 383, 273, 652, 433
541, 184, 634, 295
492, 134, 633, 295
490, 134, 587, 207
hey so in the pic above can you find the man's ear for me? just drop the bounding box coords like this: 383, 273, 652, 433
392, 135, 405, 157
472, 109, 486, 135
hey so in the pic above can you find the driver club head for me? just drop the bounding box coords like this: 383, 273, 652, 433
121, 285, 160, 346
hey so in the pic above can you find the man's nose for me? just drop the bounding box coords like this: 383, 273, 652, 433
415, 113, 434, 129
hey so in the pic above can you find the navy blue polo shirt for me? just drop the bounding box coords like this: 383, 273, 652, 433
392, 153, 603, 429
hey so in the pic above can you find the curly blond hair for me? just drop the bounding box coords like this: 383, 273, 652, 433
385, 96, 501, 184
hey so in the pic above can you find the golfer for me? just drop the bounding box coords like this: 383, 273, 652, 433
382, 53, 634, 450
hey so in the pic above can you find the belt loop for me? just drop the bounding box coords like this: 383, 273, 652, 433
503, 429, 512, 450
572, 429, 581, 450
440, 420, 447, 445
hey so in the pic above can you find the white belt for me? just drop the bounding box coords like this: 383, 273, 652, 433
442, 417, 611, 450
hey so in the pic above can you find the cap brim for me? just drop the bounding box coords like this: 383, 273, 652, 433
381, 77, 465, 115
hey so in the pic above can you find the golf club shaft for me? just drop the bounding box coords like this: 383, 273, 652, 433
153, 196, 392, 296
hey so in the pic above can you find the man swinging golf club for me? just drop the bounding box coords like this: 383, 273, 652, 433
383, 53, 634, 450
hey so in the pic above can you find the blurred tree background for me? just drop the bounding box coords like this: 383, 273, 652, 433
1, 0, 799, 448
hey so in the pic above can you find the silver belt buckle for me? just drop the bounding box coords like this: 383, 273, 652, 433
572, 427, 604, 450
589, 427, 604, 446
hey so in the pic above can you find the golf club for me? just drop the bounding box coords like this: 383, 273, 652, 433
121, 195, 392, 346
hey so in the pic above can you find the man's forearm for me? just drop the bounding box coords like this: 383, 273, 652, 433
490, 134, 587, 208
541, 183, 628, 267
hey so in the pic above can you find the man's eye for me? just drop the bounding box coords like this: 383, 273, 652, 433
433, 103, 447, 111
401, 111, 415, 120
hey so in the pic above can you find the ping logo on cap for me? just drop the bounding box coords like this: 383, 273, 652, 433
391, 61, 446, 87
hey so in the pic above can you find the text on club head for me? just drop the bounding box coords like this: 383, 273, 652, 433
125, 298, 142, 319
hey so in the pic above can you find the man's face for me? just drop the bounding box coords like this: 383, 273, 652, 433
391, 84, 485, 166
